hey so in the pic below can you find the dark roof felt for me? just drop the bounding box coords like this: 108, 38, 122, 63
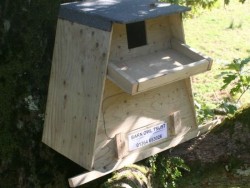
59, 0, 190, 31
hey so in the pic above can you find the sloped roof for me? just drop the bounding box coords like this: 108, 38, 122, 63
59, 0, 190, 31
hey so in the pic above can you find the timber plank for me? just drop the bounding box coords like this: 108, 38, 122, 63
42, 19, 112, 169
108, 40, 212, 95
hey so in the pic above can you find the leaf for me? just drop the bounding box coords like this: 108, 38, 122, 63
230, 83, 242, 95
240, 57, 250, 65
240, 75, 250, 87
216, 71, 231, 79
219, 101, 237, 115
239, 0, 246, 3
221, 74, 237, 89
226, 59, 242, 72
224, 0, 230, 5
226, 58, 250, 73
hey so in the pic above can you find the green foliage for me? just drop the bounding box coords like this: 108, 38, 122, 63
217, 99, 238, 115
227, 19, 242, 29
209, 57, 250, 117
194, 98, 214, 124
148, 154, 158, 174
159, 0, 247, 16
161, 0, 247, 7
220, 57, 250, 103
161, 0, 217, 8
224, 0, 247, 5
147, 155, 190, 188
159, 0, 218, 15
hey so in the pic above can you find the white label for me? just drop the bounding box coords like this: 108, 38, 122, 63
128, 122, 167, 151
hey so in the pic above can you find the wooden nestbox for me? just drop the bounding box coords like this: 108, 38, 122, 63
42, 0, 212, 186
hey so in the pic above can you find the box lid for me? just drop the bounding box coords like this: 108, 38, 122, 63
59, 0, 190, 31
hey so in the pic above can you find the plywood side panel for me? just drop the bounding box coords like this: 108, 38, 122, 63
93, 79, 196, 169
42, 19, 111, 170
146, 15, 172, 47
109, 15, 172, 62
168, 13, 185, 42
184, 77, 197, 125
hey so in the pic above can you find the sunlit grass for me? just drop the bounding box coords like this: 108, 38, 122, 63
184, 0, 250, 115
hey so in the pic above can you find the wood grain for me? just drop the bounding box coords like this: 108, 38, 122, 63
43, 10, 212, 183
42, 19, 112, 170
93, 79, 196, 170
109, 15, 172, 62
69, 120, 220, 187
108, 39, 212, 95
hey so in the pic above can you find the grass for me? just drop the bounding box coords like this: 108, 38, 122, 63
183, 0, 250, 122
184, 0, 250, 61
172, 2, 250, 187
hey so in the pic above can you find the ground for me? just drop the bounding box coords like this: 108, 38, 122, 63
165, 2, 250, 186
165, 106, 250, 187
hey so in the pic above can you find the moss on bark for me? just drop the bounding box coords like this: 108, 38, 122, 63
0, 0, 85, 187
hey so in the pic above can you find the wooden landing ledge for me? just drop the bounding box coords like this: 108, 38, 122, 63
107, 39, 212, 95
68, 119, 221, 187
